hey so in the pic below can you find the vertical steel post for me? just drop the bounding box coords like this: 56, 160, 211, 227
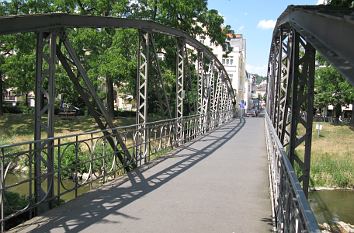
288, 31, 316, 197
279, 30, 293, 146
197, 51, 204, 132
274, 29, 283, 133
137, 30, 149, 163
214, 71, 222, 127
176, 38, 185, 144
208, 62, 215, 129
34, 31, 56, 213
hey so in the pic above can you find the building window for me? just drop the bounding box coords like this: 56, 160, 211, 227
230, 59, 233, 65
222, 58, 225, 64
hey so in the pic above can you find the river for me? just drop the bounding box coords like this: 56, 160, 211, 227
309, 190, 354, 225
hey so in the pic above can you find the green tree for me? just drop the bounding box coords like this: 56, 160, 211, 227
315, 56, 354, 124
328, 0, 354, 7
0, 0, 231, 119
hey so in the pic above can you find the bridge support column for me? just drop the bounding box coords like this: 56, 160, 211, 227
34, 31, 56, 213
288, 31, 315, 197
197, 51, 204, 135
136, 31, 150, 164
176, 38, 185, 145
278, 29, 293, 146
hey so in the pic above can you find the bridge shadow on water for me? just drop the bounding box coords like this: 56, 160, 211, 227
16, 118, 247, 232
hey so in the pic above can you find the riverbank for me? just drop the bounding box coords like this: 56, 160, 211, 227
0, 113, 135, 145
297, 122, 354, 189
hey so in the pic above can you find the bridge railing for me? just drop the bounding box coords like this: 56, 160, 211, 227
0, 110, 233, 231
265, 113, 320, 233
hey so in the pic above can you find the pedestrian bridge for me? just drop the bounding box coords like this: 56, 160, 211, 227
11, 118, 272, 233
1, 5, 354, 233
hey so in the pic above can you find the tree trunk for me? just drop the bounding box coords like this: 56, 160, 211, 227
0, 72, 3, 116
106, 76, 115, 118
25, 92, 29, 107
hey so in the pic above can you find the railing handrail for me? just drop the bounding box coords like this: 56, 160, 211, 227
265, 113, 320, 232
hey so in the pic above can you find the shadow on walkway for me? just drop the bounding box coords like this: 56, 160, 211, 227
14, 118, 246, 233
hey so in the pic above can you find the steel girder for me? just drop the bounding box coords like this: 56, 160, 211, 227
201, 61, 213, 132
276, 6, 354, 86
268, 27, 315, 197
197, 51, 204, 116
213, 71, 223, 128
288, 32, 315, 197
176, 38, 186, 144
136, 31, 150, 162
277, 30, 293, 147
34, 31, 56, 212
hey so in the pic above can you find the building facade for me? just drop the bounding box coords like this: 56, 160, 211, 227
199, 33, 247, 110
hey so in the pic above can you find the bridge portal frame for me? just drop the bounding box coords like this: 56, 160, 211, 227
0, 14, 236, 230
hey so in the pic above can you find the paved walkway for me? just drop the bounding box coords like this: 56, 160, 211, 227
12, 118, 272, 233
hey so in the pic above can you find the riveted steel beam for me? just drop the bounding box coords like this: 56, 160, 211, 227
34, 31, 56, 213
176, 38, 185, 144
136, 31, 150, 163
288, 32, 315, 197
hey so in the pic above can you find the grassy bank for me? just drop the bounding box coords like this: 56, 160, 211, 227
297, 122, 354, 188
0, 113, 136, 145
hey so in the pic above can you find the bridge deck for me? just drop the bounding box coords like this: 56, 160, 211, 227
11, 118, 272, 233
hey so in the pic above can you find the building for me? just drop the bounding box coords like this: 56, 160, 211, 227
199, 33, 247, 109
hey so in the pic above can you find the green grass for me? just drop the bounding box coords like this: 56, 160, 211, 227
297, 122, 354, 188
0, 113, 136, 144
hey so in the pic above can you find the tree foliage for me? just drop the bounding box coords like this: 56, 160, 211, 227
0, 0, 231, 117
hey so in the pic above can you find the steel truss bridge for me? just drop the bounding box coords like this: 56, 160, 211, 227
0, 5, 353, 233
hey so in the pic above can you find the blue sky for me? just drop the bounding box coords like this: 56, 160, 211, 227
208, 0, 324, 76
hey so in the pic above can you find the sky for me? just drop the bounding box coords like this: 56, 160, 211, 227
208, 0, 326, 76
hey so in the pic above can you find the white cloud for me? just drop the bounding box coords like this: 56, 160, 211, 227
246, 64, 268, 76
316, 0, 328, 4
257, 19, 276, 30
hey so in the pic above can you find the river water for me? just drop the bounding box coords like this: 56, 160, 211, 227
309, 190, 354, 225
5, 173, 91, 203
